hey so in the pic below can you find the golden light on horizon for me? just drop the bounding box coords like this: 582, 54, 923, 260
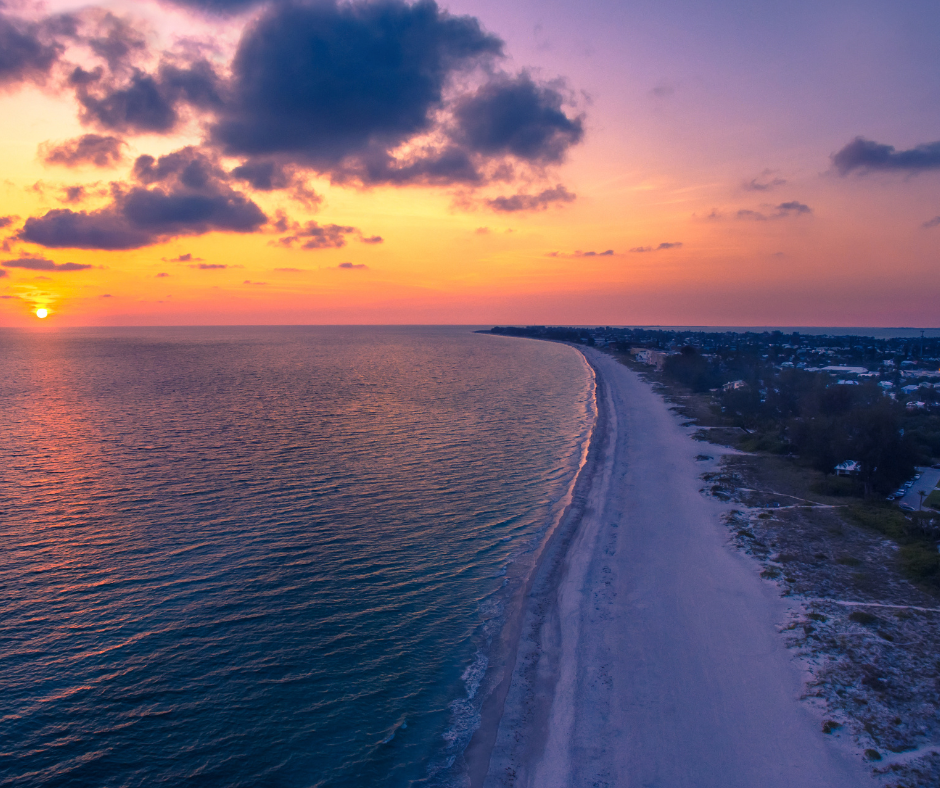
35, 308, 49, 319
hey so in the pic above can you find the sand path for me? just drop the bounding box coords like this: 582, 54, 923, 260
478, 348, 873, 787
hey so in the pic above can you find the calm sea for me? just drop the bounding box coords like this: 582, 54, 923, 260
0, 326, 594, 788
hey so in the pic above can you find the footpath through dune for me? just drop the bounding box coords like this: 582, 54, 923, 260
478, 347, 873, 788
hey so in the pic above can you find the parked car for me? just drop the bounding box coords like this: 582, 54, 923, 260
900, 503, 916, 512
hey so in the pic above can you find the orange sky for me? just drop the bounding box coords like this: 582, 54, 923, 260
1, 0, 938, 327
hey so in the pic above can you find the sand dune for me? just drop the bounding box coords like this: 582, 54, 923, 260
476, 347, 872, 787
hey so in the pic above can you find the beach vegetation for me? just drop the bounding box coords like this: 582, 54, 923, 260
849, 610, 879, 625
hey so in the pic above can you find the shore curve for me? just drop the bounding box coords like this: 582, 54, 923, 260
471, 346, 874, 787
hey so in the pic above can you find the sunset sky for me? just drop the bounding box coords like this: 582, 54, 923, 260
1, 0, 938, 327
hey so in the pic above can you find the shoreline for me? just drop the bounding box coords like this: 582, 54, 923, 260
469, 345, 874, 787
463, 341, 602, 787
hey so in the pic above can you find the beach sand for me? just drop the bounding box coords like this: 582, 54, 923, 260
470, 347, 873, 787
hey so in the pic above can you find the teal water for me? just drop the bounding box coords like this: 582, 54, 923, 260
0, 326, 593, 787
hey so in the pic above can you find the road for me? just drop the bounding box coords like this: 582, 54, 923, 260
899, 467, 940, 511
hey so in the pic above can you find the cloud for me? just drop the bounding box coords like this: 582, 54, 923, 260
192, 263, 228, 269
2, 257, 92, 271
21, 147, 267, 249
208, 0, 582, 189
160, 0, 264, 14
475, 226, 489, 234
163, 253, 202, 262
40, 134, 126, 168
0, 216, 16, 229
736, 202, 811, 221
743, 171, 786, 191
100, 293, 112, 297
212, 0, 502, 167
451, 72, 583, 164
230, 160, 324, 208
0, 269, 6, 278
650, 83, 675, 98
775, 200, 811, 215
72, 58, 223, 135
274, 267, 305, 272
578, 249, 613, 256
832, 136, 940, 175
156, 272, 169, 277
337, 261, 367, 269
243, 279, 266, 284
630, 242, 682, 252
0, 11, 62, 88
486, 184, 575, 212
274, 220, 381, 250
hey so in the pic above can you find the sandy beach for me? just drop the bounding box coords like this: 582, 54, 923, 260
471, 346, 874, 787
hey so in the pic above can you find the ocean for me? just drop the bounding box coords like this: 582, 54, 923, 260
0, 326, 594, 787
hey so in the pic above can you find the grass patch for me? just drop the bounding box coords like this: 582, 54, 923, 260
900, 542, 940, 580
836, 556, 862, 567
811, 476, 864, 498
849, 610, 879, 625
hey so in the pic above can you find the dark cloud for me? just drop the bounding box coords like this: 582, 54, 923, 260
156, 272, 170, 277
230, 161, 292, 191
230, 160, 324, 208
0, 269, 6, 278
243, 279, 266, 284
475, 226, 489, 234
274, 267, 305, 272
0, 12, 62, 87
630, 242, 682, 253
776, 201, 811, 215
736, 203, 810, 221
486, 184, 575, 212
61, 186, 86, 204
451, 73, 583, 164
21, 147, 267, 249
73, 59, 223, 135
160, 0, 265, 14
0, 216, 16, 229
40, 134, 126, 168
212, 0, 502, 170
275, 221, 358, 250
923, 216, 940, 229
100, 293, 112, 297
832, 136, 940, 175
192, 263, 228, 269
2, 257, 92, 271
360, 234, 383, 244
84, 11, 147, 71
338, 261, 367, 269
743, 172, 786, 191
163, 253, 203, 262
578, 249, 613, 257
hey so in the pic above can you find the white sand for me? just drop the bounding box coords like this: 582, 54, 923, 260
477, 348, 873, 787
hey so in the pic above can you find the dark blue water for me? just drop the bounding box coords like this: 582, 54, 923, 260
0, 326, 593, 787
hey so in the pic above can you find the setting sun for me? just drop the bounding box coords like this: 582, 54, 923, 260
35, 309, 48, 319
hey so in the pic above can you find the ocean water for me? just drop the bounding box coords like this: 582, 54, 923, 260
0, 326, 594, 788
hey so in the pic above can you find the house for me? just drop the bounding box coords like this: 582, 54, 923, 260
901, 384, 920, 395
906, 401, 927, 411
722, 380, 747, 392
834, 460, 862, 477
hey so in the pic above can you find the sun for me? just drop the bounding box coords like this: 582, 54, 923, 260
35, 308, 49, 319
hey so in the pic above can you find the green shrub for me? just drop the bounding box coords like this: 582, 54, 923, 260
899, 542, 940, 580
848, 610, 878, 624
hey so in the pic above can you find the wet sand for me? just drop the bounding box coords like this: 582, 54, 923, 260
470, 347, 873, 787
